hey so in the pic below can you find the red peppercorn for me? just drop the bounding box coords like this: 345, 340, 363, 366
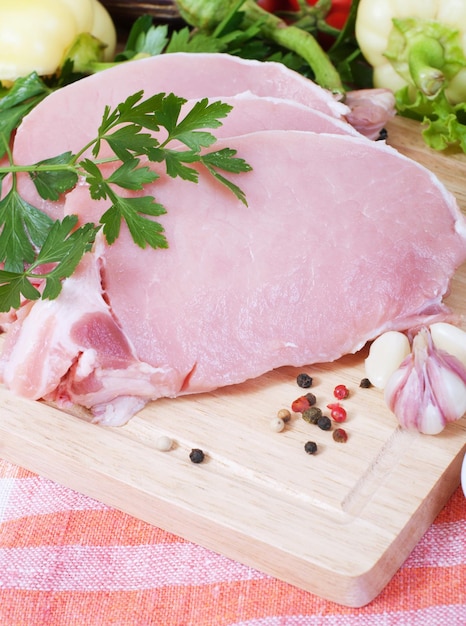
333, 384, 349, 400
333, 428, 348, 443
291, 395, 311, 413
327, 402, 347, 423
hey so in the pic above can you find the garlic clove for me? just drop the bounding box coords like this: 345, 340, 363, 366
365, 330, 411, 388
419, 403, 445, 436
430, 322, 466, 368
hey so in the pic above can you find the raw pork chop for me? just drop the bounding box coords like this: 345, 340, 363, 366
183, 93, 362, 138
2, 130, 465, 425
11, 90, 361, 221
14, 52, 348, 160
11, 87, 359, 222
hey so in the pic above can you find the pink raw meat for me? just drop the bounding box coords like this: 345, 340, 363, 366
10, 69, 358, 221
2, 130, 465, 425
14, 52, 348, 158
184, 93, 361, 138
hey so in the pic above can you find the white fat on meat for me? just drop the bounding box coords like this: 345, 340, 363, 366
2, 129, 465, 425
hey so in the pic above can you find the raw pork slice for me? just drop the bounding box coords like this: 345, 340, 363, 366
14, 52, 348, 160
183, 93, 362, 138
2, 130, 466, 425
11, 86, 359, 221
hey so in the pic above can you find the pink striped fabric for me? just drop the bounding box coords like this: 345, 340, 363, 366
0, 457, 465, 625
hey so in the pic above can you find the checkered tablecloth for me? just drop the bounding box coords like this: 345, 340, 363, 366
0, 458, 465, 625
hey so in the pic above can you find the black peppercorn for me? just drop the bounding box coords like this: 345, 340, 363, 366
376, 128, 388, 141
360, 377, 373, 388
297, 373, 313, 388
305, 392, 317, 406
189, 448, 205, 463
317, 415, 332, 431
304, 441, 318, 455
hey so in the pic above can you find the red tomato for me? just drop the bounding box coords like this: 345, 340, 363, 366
258, 0, 351, 31
305, 0, 350, 30
257, 0, 296, 12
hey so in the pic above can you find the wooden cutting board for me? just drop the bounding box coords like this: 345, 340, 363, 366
1, 116, 466, 608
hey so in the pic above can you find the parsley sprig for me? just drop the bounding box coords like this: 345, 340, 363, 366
0, 91, 252, 313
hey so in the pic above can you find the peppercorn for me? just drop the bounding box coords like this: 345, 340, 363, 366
376, 128, 388, 141
317, 415, 332, 431
302, 406, 322, 424
304, 441, 318, 455
333, 428, 348, 443
333, 384, 349, 400
360, 377, 373, 388
270, 417, 285, 432
291, 395, 311, 413
156, 435, 174, 451
277, 408, 291, 422
297, 373, 313, 388
305, 392, 317, 406
327, 403, 347, 423
189, 448, 205, 463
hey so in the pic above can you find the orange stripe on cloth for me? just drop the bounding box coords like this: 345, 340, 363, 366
0, 450, 465, 626
0, 509, 184, 548
0, 568, 466, 626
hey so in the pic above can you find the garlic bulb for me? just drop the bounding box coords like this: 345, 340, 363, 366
384, 327, 466, 435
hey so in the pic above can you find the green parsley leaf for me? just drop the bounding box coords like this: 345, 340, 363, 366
0, 188, 53, 271
0, 90, 252, 310
201, 148, 253, 206
169, 98, 232, 150
151, 92, 186, 138
114, 18, 170, 61
163, 150, 201, 182
165, 27, 225, 54
202, 147, 253, 174
0, 73, 51, 158
0, 269, 41, 312
36, 217, 98, 300
80, 158, 108, 200
202, 165, 249, 206
0, 216, 98, 312
29, 152, 78, 201
106, 158, 159, 190
104, 125, 159, 161
97, 91, 166, 139
100, 195, 167, 248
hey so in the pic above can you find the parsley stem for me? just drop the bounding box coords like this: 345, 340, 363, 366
0, 163, 76, 175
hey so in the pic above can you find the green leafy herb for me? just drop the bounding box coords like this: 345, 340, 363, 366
0, 73, 52, 159
0, 216, 98, 313
0, 90, 252, 312
396, 87, 466, 152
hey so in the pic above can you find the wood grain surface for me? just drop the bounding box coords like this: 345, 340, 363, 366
0, 115, 465, 607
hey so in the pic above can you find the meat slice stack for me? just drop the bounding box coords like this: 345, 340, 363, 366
1, 53, 465, 426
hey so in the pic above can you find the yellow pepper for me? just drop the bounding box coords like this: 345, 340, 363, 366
0, 0, 117, 82
355, 0, 466, 104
